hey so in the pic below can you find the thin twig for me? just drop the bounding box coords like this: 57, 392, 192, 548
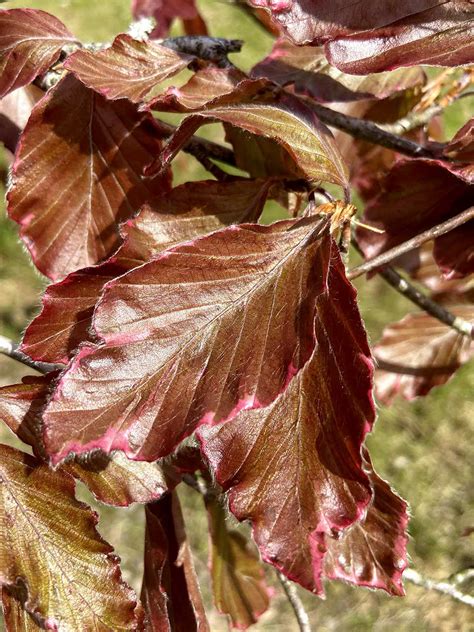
311, 102, 440, 160
0, 335, 63, 374
277, 572, 312, 632
376, 104, 442, 135
161, 36, 243, 68
348, 207, 474, 280
404, 568, 474, 607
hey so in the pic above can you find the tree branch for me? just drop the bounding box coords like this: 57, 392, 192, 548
348, 207, 474, 280
0, 335, 63, 374
277, 572, 312, 632
404, 568, 474, 607
375, 104, 442, 135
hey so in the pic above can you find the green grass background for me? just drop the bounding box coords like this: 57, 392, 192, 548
0, 1, 473, 630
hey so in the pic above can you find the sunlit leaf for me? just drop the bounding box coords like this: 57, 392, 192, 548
252, 39, 425, 103
148, 79, 349, 189
0, 85, 43, 154
374, 306, 473, 403
7, 73, 171, 281
0, 377, 169, 506
0, 8, 77, 98
141, 492, 209, 631
324, 452, 408, 595
200, 244, 375, 593
44, 216, 332, 464
0, 444, 139, 630
206, 497, 270, 629
20, 178, 272, 363
65, 34, 192, 103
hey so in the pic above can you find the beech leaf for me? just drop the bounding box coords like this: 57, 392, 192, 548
200, 245, 375, 593
0, 8, 78, 99
7, 73, 171, 281
65, 34, 192, 103
132, 0, 206, 38
324, 452, 409, 595
374, 306, 474, 404
141, 492, 209, 631
0, 444, 139, 630
252, 39, 425, 103
326, 2, 474, 74
20, 178, 272, 364
0, 376, 169, 507
206, 497, 270, 629
2, 588, 42, 631
148, 79, 349, 189
44, 216, 332, 464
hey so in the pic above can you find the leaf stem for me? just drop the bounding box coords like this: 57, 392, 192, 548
277, 572, 312, 632
348, 207, 474, 280
0, 335, 62, 374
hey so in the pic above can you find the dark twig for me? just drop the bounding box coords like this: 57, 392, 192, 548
404, 569, 474, 607
311, 102, 439, 160
348, 207, 474, 280
277, 572, 312, 632
161, 36, 243, 68
0, 335, 64, 374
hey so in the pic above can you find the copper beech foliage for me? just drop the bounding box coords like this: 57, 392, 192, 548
0, 1, 473, 630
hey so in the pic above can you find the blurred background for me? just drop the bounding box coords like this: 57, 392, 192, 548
0, 1, 473, 630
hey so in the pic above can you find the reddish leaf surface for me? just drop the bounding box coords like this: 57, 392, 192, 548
247, 0, 443, 45
141, 492, 209, 631
356, 160, 474, 278
7, 74, 170, 281
0, 9, 77, 99
252, 39, 425, 103
200, 245, 375, 593
326, 2, 474, 74
43, 216, 332, 464
0, 376, 169, 507
1, 588, 42, 631
324, 452, 408, 595
132, 0, 206, 38
206, 497, 270, 629
65, 34, 192, 103
149, 79, 349, 189
20, 178, 272, 364
443, 118, 474, 163
374, 306, 473, 404
0, 85, 43, 155
0, 444, 139, 630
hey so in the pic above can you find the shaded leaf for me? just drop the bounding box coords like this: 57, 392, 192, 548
0, 8, 77, 98
200, 245, 375, 593
247, 0, 444, 46
0, 444, 138, 630
252, 39, 425, 103
0, 376, 169, 506
44, 216, 332, 464
443, 118, 474, 163
141, 492, 209, 631
65, 34, 192, 103
132, 0, 207, 38
326, 2, 474, 74
356, 159, 474, 278
1, 588, 42, 631
7, 73, 171, 281
324, 452, 409, 595
0, 85, 43, 155
374, 306, 473, 404
20, 178, 272, 364
149, 79, 349, 189
206, 497, 270, 629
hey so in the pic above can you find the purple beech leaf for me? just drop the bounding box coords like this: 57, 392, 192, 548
0, 85, 43, 155
64, 34, 193, 103
0, 8, 78, 99
43, 216, 332, 464
2, 588, 42, 631
20, 178, 272, 364
200, 244, 375, 593
0, 376, 169, 507
252, 39, 425, 103
247, 0, 444, 45
443, 118, 474, 163
7, 73, 171, 281
0, 444, 139, 630
324, 451, 409, 595
141, 492, 209, 631
206, 497, 270, 629
374, 306, 474, 404
356, 159, 474, 279
132, 0, 207, 38
148, 79, 349, 189
326, 1, 474, 74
